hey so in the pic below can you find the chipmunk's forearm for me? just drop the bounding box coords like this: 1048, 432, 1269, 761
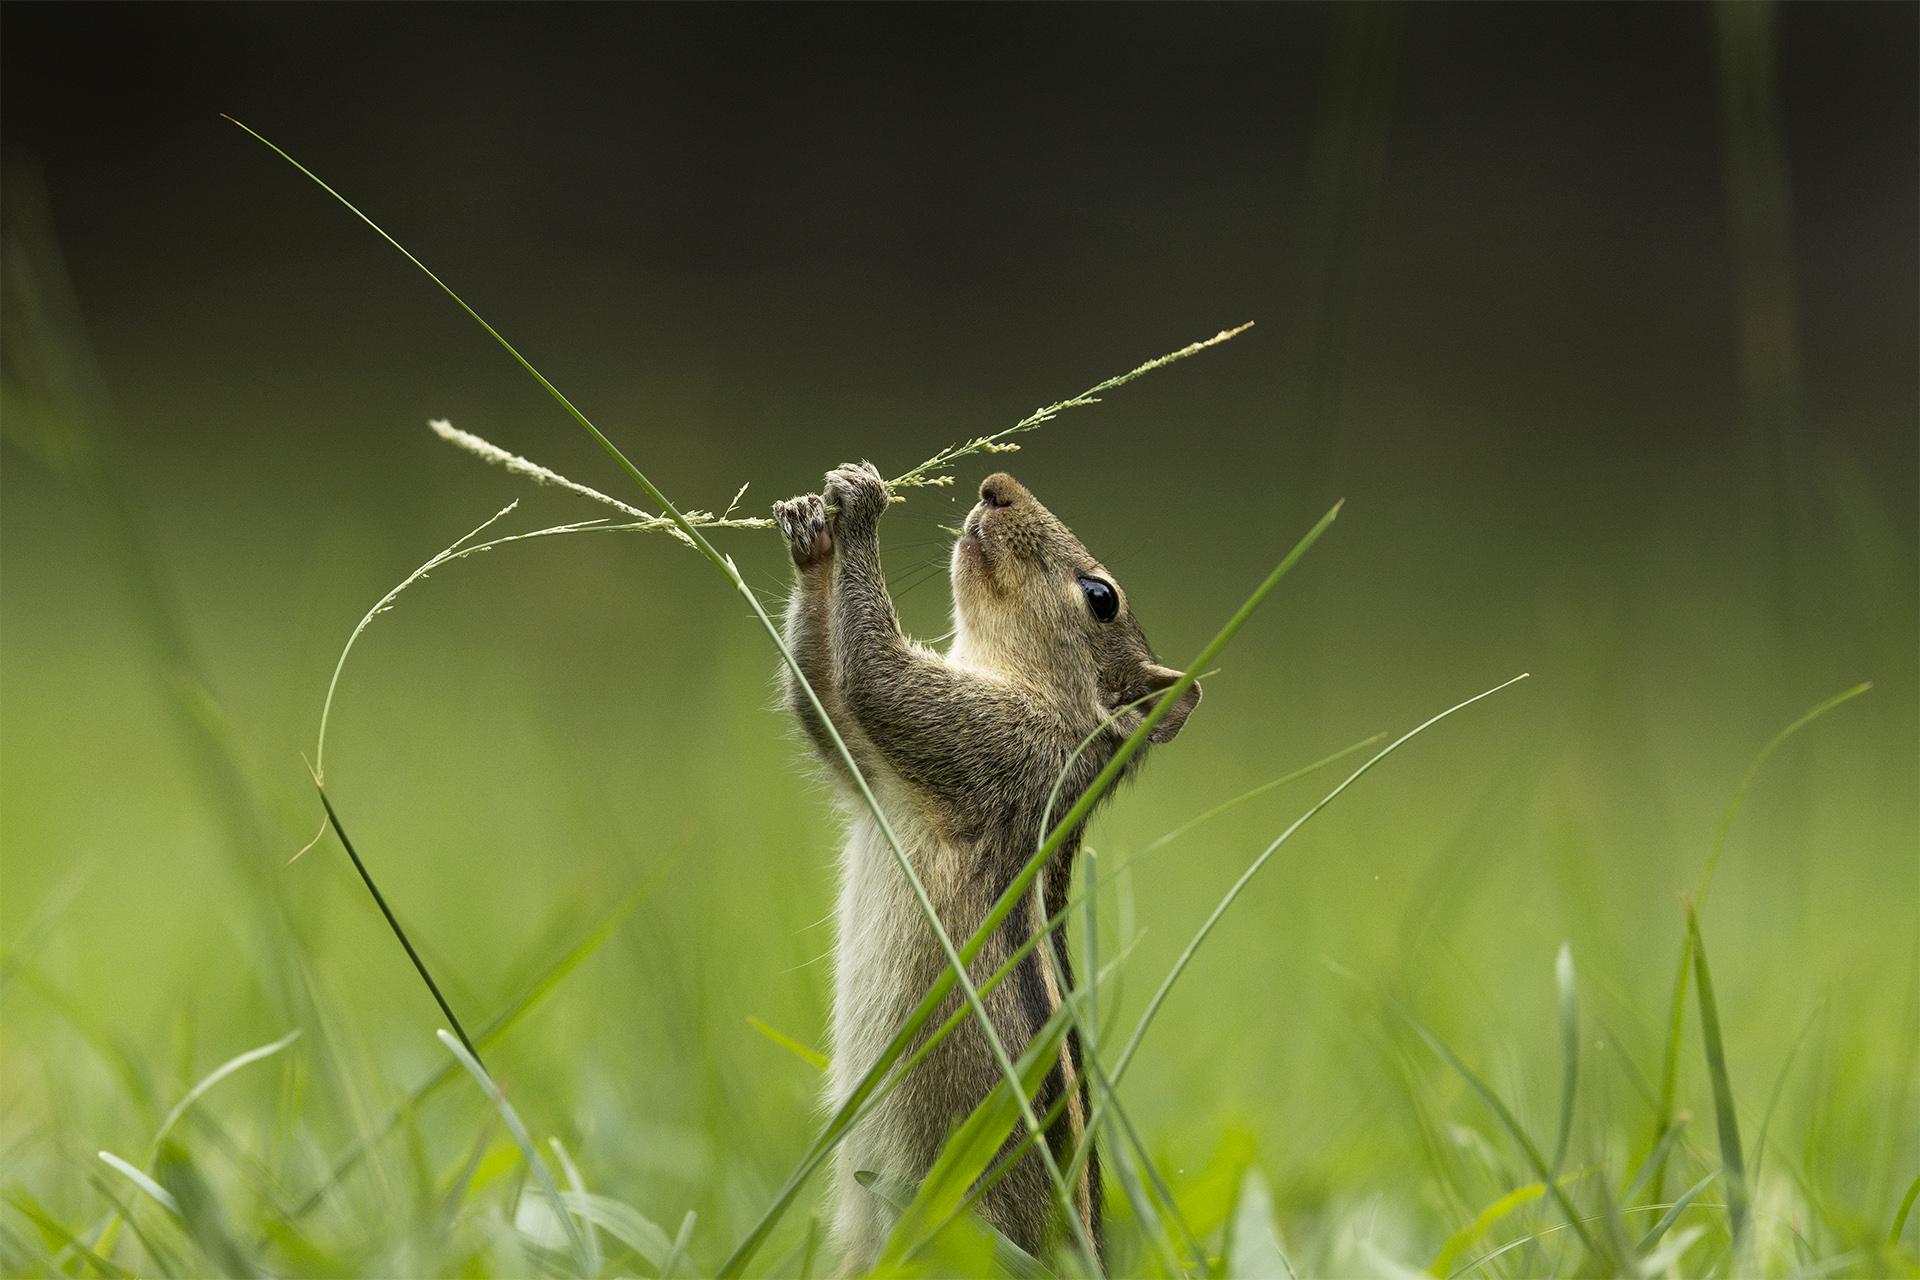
782, 568, 852, 776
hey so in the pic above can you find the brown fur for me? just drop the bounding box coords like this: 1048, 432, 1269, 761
773, 464, 1200, 1273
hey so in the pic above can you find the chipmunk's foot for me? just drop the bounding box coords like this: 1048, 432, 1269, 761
825, 461, 889, 534
774, 493, 832, 569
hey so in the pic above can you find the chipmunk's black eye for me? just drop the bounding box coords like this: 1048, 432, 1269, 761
1078, 575, 1119, 623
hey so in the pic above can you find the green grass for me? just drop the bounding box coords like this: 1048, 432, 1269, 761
1, 126, 1914, 1280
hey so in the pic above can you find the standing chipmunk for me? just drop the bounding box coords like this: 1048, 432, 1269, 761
772, 463, 1200, 1272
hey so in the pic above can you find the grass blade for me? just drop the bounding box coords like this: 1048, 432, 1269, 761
1623, 1120, 1689, 1204
436, 1028, 592, 1277
4, 1190, 133, 1279
881, 988, 1081, 1265
1685, 902, 1747, 1243
97, 1151, 180, 1217
558, 1192, 673, 1270
1890, 1174, 1920, 1248
550, 1138, 602, 1279
1645, 683, 1871, 1198
1112, 673, 1530, 1083
1638, 1172, 1716, 1253
150, 1029, 301, 1155
1751, 1001, 1823, 1192
746, 1016, 830, 1071
1550, 944, 1580, 1177
1427, 1182, 1546, 1277
314, 781, 484, 1067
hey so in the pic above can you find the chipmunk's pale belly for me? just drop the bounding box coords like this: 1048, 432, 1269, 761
825, 777, 1003, 1252
821, 773, 1086, 1266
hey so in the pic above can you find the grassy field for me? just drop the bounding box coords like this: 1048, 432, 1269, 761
3, 6, 1917, 1278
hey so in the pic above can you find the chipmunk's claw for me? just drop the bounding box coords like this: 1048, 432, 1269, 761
825, 461, 889, 531
774, 493, 832, 568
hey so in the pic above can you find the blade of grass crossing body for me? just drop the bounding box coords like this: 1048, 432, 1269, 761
1685, 902, 1748, 1245
1082, 847, 1189, 1280
436, 1028, 592, 1277
229, 118, 1126, 1274
1551, 944, 1580, 1178
718, 502, 1344, 1276
1646, 683, 1870, 1198
880, 983, 1085, 1266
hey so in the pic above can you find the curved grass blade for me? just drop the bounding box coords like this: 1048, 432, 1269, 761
1751, 1001, 1824, 1192
1550, 944, 1580, 1177
1427, 1181, 1546, 1277
436, 1028, 592, 1277
314, 780, 483, 1068
660, 1210, 697, 1280
559, 1192, 673, 1271
1889, 1174, 1920, 1249
150, 1030, 300, 1154
747, 1016, 829, 1071
1133, 734, 1385, 860
1638, 1172, 1716, 1253
1623, 1120, 1689, 1204
97, 1152, 180, 1218
4, 1190, 133, 1279
958, 676, 1532, 1266
550, 1138, 602, 1279
1111, 673, 1529, 1083
1646, 682, 1870, 1197
1684, 903, 1747, 1244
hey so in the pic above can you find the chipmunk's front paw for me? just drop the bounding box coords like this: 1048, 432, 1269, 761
773, 493, 831, 568
824, 461, 889, 533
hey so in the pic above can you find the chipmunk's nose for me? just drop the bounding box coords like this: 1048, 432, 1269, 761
979, 473, 1026, 509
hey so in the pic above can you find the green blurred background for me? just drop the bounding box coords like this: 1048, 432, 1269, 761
3, 3, 1915, 1273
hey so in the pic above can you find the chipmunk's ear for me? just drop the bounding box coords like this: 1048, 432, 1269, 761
1141, 663, 1201, 743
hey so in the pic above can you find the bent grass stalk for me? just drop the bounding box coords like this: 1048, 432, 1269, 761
227, 117, 1261, 1274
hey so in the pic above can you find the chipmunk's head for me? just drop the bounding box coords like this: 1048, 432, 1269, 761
951, 472, 1200, 742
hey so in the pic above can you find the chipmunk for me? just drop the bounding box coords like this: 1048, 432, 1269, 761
773, 463, 1200, 1273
